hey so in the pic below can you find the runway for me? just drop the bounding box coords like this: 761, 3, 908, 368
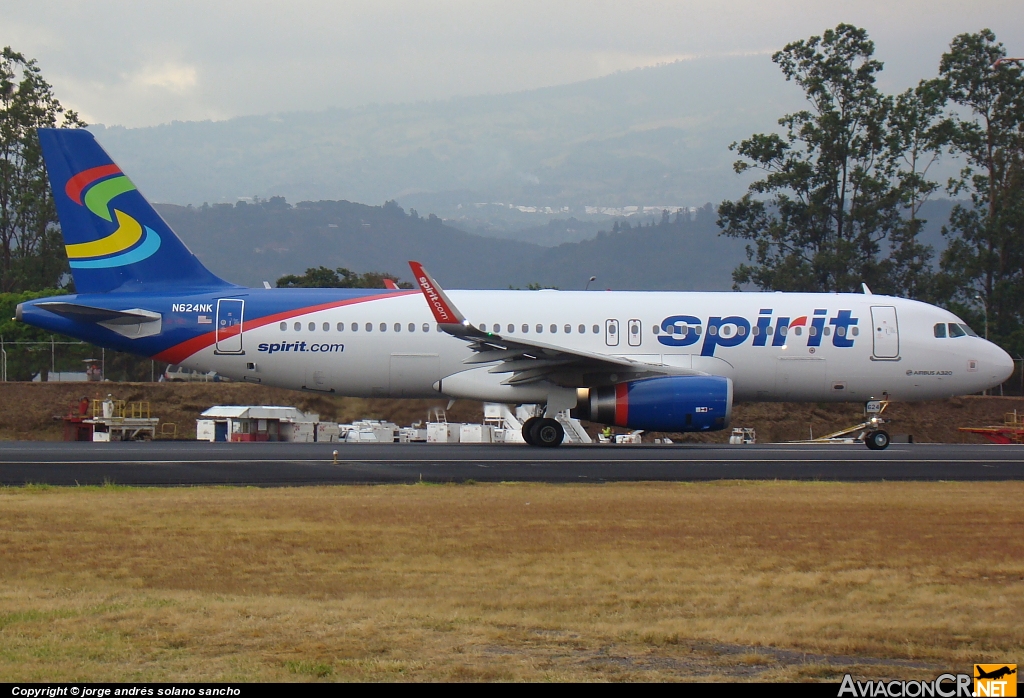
1, 440, 1023, 486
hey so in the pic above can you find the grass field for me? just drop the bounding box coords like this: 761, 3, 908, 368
1, 481, 1021, 682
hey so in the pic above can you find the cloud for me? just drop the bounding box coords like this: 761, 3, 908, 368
1, 1, 1020, 127
130, 63, 199, 94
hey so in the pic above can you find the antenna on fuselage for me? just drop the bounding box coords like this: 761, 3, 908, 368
861, 283, 873, 295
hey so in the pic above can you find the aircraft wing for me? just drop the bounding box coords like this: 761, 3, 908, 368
408, 261, 703, 388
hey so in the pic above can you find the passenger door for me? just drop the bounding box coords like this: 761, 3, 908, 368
215, 299, 244, 354
870, 306, 899, 359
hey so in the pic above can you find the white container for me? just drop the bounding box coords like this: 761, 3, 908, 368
196, 419, 216, 442
460, 424, 494, 443
427, 422, 461, 443
316, 422, 341, 442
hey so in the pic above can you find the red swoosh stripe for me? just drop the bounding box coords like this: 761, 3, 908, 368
66, 164, 123, 204
154, 290, 416, 365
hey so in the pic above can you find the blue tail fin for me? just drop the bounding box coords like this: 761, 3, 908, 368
38, 128, 235, 294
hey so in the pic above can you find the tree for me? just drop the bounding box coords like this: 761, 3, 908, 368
717, 25, 941, 296
935, 30, 1024, 352
276, 266, 411, 289
885, 81, 951, 300
0, 47, 84, 293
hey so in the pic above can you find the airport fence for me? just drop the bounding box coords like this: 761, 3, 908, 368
0, 337, 164, 383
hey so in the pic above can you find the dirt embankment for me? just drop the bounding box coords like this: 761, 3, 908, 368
0, 381, 1022, 442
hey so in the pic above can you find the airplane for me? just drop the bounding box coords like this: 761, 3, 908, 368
975, 666, 1016, 681
14, 128, 1015, 448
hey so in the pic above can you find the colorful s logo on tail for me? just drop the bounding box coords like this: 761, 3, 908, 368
37, 128, 233, 294
62, 164, 161, 268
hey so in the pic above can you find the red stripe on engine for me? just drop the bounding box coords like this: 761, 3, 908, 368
614, 382, 629, 427
65, 164, 122, 204
154, 290, 416, 365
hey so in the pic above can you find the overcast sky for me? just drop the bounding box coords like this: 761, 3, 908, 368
3, 1, 1022, 128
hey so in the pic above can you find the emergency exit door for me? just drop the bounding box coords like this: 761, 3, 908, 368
870, 306, 899, 358
605, 319, 619, 346
215, 299, 244, 354
627, 319, 642, 346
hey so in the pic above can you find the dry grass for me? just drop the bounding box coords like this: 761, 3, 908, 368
1, 481, 1022, 681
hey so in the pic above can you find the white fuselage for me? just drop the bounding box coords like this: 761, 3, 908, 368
181, 290, 1013, 403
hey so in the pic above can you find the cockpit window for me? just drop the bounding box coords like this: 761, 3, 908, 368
934, 323, 946, 338
948, 323, 966, 338
960, 323, 979, 337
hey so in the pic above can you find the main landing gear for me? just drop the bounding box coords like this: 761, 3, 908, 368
521, 417, 565, 447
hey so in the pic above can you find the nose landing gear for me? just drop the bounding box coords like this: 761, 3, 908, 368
865, 429, 891, 450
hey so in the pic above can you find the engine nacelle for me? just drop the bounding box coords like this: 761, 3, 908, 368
572, 375, 733, 432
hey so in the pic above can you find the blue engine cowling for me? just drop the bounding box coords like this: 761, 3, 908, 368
572, 375, 733, 432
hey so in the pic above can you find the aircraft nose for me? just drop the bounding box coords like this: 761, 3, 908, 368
987, 342, 1014, 385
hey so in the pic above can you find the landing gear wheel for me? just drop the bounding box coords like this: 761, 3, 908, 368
865, 430, 890, 450
521, 417, 540, 446
534, 418, 565, 448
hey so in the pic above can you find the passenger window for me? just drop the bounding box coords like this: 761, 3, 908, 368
934, 323, 947, 338
522, 324, 529, 333
323, 322, 330, 332
948, 323, 966, 338
308, 322, 315, 331
508, 324, 514, 333
536, 324, 543, 333
550, 324, 557, 333
380, 323, 387, 332
793, 326, 802, 336
409, 323, 416, 332
708, 326, 718, 336
766, 326, 773, 335
592, 325, 600, 334
395, 323, 401, 332
837, 327, 845, 337
851, 327, 859, 336
737, 325, 746, 336
579, 324, 585, 334
808, 326, 816, 336
352, 322, 358, 331
564, 324, 571, 333
779, 326, 788, 336
653, 325, 660, 335
294, 322, 301, 331
280, 322, 287, 331
494, 324, 501, 333
422, 323, 429, 332
337, 323, 344, 332
366, 322, 372, 332
630, 324, 639, 335
823, 327, 831, 336
479, 323, 486, 331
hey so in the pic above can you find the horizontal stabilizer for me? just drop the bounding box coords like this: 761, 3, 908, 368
36, 302, 162, 339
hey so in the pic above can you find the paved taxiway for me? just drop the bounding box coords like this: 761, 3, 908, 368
1, 441, 1023, 486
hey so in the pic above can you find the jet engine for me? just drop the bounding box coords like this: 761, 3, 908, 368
572, 375, 732, 432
